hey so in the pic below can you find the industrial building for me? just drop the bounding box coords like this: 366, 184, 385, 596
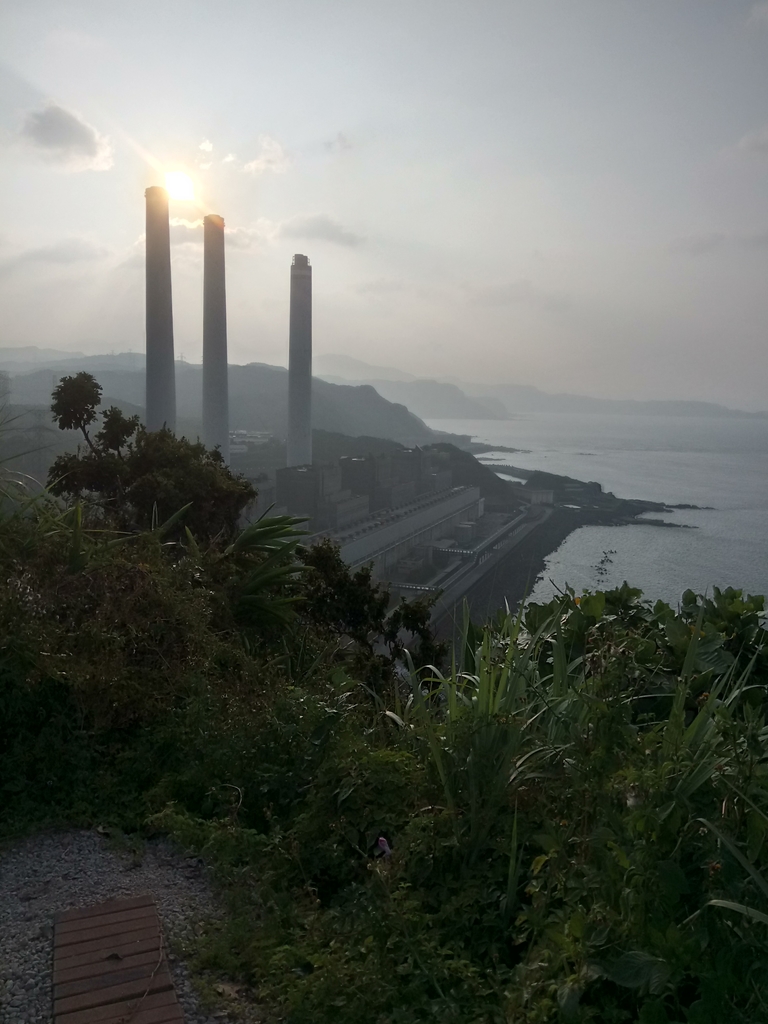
326, 486, 484, 579
272, 442, 507, 585
276, 446, 456, 532
275, 462, 370, 531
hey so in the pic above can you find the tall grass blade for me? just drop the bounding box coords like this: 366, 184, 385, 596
697, 818, 768, 901
706, 900, 768, 926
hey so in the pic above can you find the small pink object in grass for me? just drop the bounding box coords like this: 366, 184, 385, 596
377, 836, 392, 858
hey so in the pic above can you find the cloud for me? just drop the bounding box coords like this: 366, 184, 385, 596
465, 279, 571, 311
667, 232, 727, 255
280, 213, 365, 247
149, 214, 364, 253
223, 153, 237, 163
225, 220, 278, 249
0, 238, 109, 276
199, 139, 213, 152
20, 103, 113, 170
243, 135, 290, 175
325, 132, 352, 153
131, 219, 278, 255
748, 2, 768, 25
736, 124, 768, 156
169, 218, 203, 245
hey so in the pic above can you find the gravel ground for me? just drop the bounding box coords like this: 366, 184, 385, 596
0, 829, 249, 1024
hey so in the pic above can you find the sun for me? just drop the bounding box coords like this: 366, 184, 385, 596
165, 171, 195, 201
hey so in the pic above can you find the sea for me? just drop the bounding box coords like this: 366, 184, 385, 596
425, 414, 768, 609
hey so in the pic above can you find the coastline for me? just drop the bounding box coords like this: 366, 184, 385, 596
426, 442, 710, 638
422, 415, 768, 632
431, 508, 608, 635
432, 498, 690, 639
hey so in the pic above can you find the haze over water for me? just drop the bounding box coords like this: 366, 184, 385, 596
427, 413, 768, 607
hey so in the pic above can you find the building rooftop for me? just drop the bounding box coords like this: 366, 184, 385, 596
309, 486, 475, 547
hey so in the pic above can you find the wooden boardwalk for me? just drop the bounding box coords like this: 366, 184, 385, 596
52, 894, 183, 1024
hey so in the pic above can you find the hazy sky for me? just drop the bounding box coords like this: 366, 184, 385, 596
1, 1, 767, 408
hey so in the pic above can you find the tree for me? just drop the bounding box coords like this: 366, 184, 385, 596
47, 376, 255, 539
51, 373, 103, 452
299, 539, 446, 681
120, 428, 255, 538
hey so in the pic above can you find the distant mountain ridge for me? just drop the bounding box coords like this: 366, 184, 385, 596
314, 353, 418, 382
3, 347, 765, 421
463, 382, 768, 419
6, 354, 438, 446
0, 347, 145, 375
317, 375, 507, 420
315, 354, 767, 419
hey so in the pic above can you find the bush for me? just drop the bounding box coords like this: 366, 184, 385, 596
2, 467, 767, 1022
153, 589, 768, 1023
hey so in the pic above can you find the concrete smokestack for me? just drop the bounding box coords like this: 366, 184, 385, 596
287, 254, 312, 467
145, 186, 176, 432
203, 214, 229, 462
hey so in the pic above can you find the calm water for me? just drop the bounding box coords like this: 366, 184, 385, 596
426, 414, 768, 607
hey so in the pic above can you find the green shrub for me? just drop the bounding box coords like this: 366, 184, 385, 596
2, 470, 767, 1022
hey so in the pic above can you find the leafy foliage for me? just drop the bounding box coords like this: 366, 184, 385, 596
152, 588, 767, 1024
50, 371, 102, 443
2, 437, 768, 1022
47, 374, 254, 539
299, 539, 446, 682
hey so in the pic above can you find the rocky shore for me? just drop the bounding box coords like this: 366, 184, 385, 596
457, 456, 711, 621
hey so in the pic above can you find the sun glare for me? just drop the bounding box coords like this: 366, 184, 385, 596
165, 171, 195, 201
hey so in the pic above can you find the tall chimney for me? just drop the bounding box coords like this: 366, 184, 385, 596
287, 254, 312, 467
203, 214, 229, 462
145, 186, 176, 432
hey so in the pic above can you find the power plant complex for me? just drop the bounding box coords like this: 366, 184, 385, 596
142, 183, 543, 632
143, 185, 312, 468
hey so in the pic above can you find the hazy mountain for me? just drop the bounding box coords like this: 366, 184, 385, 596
8, 358, 437, 446
313, 353, 419, 382
0, 346, 87, 370
318, 375, 506, 420
314, 354, 506, 418
317, 353, 767, 419
469, 383, 768, 418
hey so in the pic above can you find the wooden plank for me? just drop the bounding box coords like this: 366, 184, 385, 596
55, 894, 154, 925
54, 967, 172, 1016
57, 905, 160, 937
53, 935, 161, 973
55, 988, 178, 1024
53, 896, 184, 1024
55, 912, 159, 948
56, 960, 164, 1000
54, 949, 161, 987
54, 926, 160, 964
